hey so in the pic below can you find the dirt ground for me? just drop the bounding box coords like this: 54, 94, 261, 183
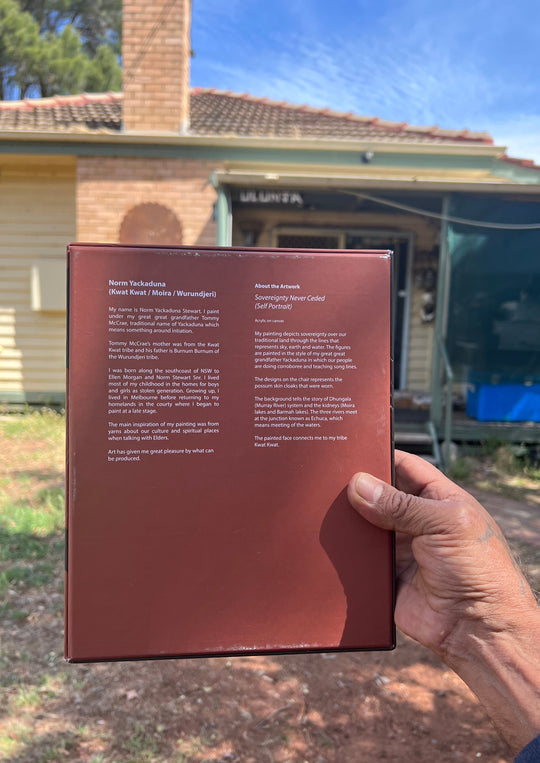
1, 423, 539, 762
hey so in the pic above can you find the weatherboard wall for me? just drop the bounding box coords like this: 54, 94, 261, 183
1, 151, 442, 401
0, 157, 75, 403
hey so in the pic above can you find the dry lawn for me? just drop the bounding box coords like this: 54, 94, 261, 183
1, 411, 538, 762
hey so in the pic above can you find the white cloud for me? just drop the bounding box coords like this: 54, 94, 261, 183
190, 0, 540, 156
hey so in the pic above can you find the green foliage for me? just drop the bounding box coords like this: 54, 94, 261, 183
121, 721, 161, 760
0, 0, 121, 99
0, 406, 64, 441
447, 456, 472, 482
85, 43, 121, 92
479, 441, 540, 479
0, 411, 65, 604
0, 488, 64, 540
0, 484, 64, 597
0, 0, 40, 98
21, 0, 121, 54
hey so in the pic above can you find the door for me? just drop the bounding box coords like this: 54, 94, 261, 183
275, 230, 412, 390
346, 234, 411, 391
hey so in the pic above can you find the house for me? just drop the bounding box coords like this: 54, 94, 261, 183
1, 0, 539, 452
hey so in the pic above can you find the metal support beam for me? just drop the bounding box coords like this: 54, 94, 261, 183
431, 194, 451, 428
216, 185, 232, 246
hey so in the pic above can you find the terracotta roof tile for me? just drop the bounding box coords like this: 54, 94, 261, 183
190, 90, 493, 144
501, 154, 540, 171
0, 88, 494, 146
0, 92, 122, 132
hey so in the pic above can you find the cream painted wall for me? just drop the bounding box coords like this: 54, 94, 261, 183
0, 157, 76, 401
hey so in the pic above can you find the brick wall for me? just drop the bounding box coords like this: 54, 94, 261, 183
76, 156, 218, 245
123, 0, 191, 133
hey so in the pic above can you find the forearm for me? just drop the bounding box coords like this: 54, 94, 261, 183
349, 456, 540, 754
443, 608, 540, 754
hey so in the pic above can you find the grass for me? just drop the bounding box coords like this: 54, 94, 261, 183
0, 410, 68, 760
0, 412, 65, 606
121, 720, 162, 760
0, 406, 65, 440
0, 409, 536, 762
455, 441, 540, 505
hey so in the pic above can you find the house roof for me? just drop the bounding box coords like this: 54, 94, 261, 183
0, 88, 495, 147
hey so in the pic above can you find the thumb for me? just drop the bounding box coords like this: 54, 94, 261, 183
347, 472, 455, 538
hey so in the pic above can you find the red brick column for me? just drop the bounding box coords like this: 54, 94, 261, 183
123, 0, 192, 133
76, 156, 218, 246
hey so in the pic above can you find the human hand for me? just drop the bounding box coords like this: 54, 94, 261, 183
347, 450, 536, 658
347, 450, 540, 752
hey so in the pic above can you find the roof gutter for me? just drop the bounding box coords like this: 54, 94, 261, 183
0, 128, 507, 158
210, 168, 540, 195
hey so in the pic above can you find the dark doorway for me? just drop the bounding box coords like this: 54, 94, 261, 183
346, 234, 411, 390
275, 230, 411, 390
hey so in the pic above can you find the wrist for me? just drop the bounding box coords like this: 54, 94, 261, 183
442, 606, 540, 753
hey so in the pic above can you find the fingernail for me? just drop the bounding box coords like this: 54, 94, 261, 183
354, 473, 383, 505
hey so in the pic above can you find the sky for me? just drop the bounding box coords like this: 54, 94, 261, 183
190, 0, 540, 163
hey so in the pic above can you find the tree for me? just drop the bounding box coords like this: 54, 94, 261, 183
20, 0, 121, 56
0, 0, 121, 100
0, 0, 39, 99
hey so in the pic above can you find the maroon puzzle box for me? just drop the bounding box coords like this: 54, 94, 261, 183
65, 243, 395, 662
